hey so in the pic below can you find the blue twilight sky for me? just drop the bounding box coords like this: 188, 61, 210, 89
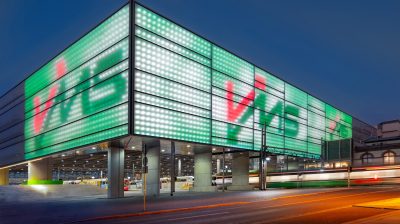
0, 0, 399, 126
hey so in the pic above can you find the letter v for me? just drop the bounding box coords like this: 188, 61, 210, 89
226, 81, 255, 122
33, 85, 58, 134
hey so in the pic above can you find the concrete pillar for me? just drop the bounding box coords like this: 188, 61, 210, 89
28, 158, 52, 181
145, 140, 161, 197
193, 149, 215, 192
0, 168, 9, 185
107, 147, 125, 198
228, 152, 253, 190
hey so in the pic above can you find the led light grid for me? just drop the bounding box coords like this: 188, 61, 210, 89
135, 70, 210, 110
212, 46, 254, 85
212, 70, 253, 98
212, 95, 253, 128
25, 72, 128, 139
308, 95, 325, 113
135, 39, 210, 92
133, 3, 353, 158
25, 125, 127, 160
25, 5, 129, 98
26, 103, 128, 153
255, 67, 284, 92
308, 111, 325, 129
24, 6, 130, 159
134, 103, 210, 143
285, 137, 307, 152
135, 27, 210, 67
135, 5, 211, 58
25, 39, 129, 112
135, 92, 209, 118
285, 101, 307, 121
212, 137, 253, 150
254, 109, 283, 131
212, 120, 253, 143
285, 83, 308, 108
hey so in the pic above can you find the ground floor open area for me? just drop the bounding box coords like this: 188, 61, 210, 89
1, 186, 400, 224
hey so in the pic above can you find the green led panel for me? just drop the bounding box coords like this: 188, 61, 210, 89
135, 70, 210, 110
26, 125, 127, 159
135, 92, 209, 118
26, 40, 129, 113
308, 111, 325, 129
285, 84, 307, 108
132, 3, 352, 158
135, 39, 210, 92
134, 103, 210, 143
308, 142, 321, 155
212, 96, 253, 128
135, 5, 211, 58
25, 6, 129, 99
255, 67, 284, 92
24, 6, 130, 159
26, 103, 128, 157
25, 72, 128, 139
308, 95, 325, 114
285, 137, 307, 152
212, 46, 254, 85
212, 71, 253, 98
135, 27, 211, 67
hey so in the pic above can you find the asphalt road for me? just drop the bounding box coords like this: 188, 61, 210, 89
1, 186, 399, 224
82, 186, 400, 224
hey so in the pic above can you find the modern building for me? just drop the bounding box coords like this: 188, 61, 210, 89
0, 1, 375, 196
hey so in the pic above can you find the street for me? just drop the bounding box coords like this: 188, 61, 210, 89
1, 186, 400, 224
82, 186, 399, 224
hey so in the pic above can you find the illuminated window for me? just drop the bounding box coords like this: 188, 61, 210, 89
383, 151, 395, 165
361, 153, 374, 165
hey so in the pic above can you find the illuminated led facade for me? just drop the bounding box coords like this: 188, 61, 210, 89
133, 4, 352, 159
0, 2, 358, 167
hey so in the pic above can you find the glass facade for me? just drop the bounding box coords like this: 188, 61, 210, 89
16, 3, 353, 161
24, 5, 130, 159
133, 4, 352, 159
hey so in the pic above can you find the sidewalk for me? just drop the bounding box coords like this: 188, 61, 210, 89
344, 210, 400, 224
345, 198, 400, 224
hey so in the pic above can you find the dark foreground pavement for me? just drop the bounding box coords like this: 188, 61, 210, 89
1, 186, 400, 224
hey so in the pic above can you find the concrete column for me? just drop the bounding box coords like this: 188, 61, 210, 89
145, 140, 161, 197
193, 149, 215, 192
28, 158, 52, 181
0, 168, 9, 185
107, 147, 124, 198
228, 152, 253, 190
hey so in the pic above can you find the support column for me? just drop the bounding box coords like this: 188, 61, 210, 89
28, 158, 52, 182
228, 152, 253, 190
145, 140, 161, 197
193, 149, 215, 192
107, 147, 125, 198
0, 168, 9, 185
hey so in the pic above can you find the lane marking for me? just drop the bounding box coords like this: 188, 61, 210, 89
253, 205, 352, 224
187, 188, 399, 216
70, 187, 399, 223
71, 201, 249, 223
258, 188, 399, 209
166, 211, 230, 221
